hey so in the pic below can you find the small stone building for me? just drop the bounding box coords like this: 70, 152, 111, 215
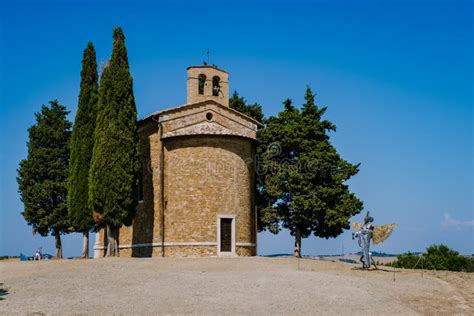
94, 65, 259, 257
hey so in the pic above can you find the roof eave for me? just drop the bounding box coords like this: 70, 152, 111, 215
139, 99, 262, 127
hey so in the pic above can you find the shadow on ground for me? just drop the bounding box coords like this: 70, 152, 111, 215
0, 283, 8, 300
350, 266, 396, 273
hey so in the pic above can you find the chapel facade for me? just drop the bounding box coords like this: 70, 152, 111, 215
94, 65, 259, 257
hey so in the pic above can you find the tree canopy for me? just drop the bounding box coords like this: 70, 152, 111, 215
68, 42, 98, 233
88, 27, 140, 256
17, 100, 72, 258
257, 87, 363, 256
229, 91, 264, 123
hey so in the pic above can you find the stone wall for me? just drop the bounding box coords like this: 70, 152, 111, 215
236, 246, 256, 256
95, 120, 163, 258
164, 246, 217, 257
163, 135, 256, 253
94, 103, 257, 257
187, 66, 229, 106
160, 102, 257, 139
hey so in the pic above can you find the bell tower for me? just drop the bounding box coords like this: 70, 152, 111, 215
187, 65, 229, 106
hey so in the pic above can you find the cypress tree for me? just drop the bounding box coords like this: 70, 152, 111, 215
68, 42, 99, 258
229, 91, 264, 122
88, 27, 140, 256
17, 100, 72, 259
258, 87, 363, 257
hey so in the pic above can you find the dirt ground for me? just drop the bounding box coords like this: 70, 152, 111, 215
0, 257, 472, 315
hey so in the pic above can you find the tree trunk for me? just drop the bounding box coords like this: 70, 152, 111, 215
81, 231, 89, 259
93, 231, 102, 258
54, 232, 63, 259
294, 227, 302, 258
106, 225, 119, 257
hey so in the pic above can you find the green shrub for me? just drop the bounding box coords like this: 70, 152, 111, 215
466, 257, 474, 272
390, 252, 421, 269
389, 244, 471, 272
424, 244, 469, 271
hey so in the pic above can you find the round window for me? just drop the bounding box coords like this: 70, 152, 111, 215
206, 112, 213, 121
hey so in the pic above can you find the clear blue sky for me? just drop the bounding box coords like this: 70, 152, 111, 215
1, 0, 472, 257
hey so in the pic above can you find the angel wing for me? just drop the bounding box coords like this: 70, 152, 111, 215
372, 224, 397, 245
352, 222, 362, 230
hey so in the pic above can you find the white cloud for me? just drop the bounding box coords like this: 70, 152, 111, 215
442, 213, 474, 230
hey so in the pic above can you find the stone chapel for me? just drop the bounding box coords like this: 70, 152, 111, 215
94, 65, 260, 257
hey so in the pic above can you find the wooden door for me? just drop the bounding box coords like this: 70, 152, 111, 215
220, 218, 232, 252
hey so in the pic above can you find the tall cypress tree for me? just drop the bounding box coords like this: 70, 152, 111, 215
17, 100, 72, 259
68, 42, 99, 258
258, 87, 363, 257
88, 27, 140, 256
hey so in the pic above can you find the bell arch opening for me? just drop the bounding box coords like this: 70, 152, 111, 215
212, 76, 220, 96
198, 74, 206, 95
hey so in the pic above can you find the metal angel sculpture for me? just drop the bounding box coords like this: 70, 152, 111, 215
352, 212, 397, 269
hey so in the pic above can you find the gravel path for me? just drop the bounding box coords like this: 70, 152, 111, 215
0, 257, 472, 315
